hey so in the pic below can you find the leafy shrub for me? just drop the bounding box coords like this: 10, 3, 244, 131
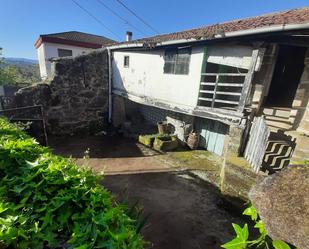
221, 204, 295, 249
0, 118, 144, 248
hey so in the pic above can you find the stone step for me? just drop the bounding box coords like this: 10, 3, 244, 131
262, 107, 291, 118
266, 120, 293, 131
264, 115, 291, 123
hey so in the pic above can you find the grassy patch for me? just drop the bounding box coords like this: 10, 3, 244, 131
165, 149, 221, 171
226, 154, 252, 169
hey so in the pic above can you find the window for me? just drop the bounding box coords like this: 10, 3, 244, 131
124, 56, 130, 68
164, 48, 191, 74
198, 62, 249, 110
57, 49, 73, 57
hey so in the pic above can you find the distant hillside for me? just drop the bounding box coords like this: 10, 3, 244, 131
5, 57, 38, 66
3, 58, 41, 84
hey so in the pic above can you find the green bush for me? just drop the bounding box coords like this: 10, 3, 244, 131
0, 118, 144, 248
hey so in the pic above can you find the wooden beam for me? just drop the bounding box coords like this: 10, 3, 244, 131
198, 97, 212, 101
211, 75, 219, 108
200, 90, 241, 96
238, 49, 260, 112
202, 73, 247, 76
201, 82, 244, 87
215, 91, 241, 96
214, 99, 239, 105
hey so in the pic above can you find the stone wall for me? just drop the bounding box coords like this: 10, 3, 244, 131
250, 165, 309, 249
14, 49, 109, 135
294, 48, 309, 133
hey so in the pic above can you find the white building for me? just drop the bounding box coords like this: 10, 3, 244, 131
35, 31, 115, 80
109, 7, 309, 160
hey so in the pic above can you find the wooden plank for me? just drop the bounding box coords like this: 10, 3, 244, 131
200, 90, 241, 96
198, 97, 212, 101
214, 99, 239, 105
213, 122, 226, 156
251, 120, 261, 167
244, 116, 270, 172
215, 91, 241, 96
196, 116, 227, 155
199, 90, 215, 94
218, 83, 244, 87
195, 105, 242, 115
238, 49, 260, 112
201, 82, 244, 87
247, 117, 258, 164
257, 124, 269, 172
252, 118, 263, 170
196, 46, 209, 106
211, 75, 219, 108
200, 82, 216, 86
245, 116, 258, 162
207, 120, 217, 153
201, 73, 247, 76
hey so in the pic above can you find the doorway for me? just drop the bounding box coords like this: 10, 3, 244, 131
265, 45, 306, 107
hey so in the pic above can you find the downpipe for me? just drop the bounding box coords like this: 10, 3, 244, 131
107, 48, 112, 123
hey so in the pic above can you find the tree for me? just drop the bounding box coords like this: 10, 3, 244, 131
0, 47, 18, 85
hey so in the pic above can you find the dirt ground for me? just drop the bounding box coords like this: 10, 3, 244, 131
49, 134, 222, 175
49, 134, 175, 174
49, 134, 244, 249
103, 172, 243, 249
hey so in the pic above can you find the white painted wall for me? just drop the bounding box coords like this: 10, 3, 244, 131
112, 46, 205, 111
112, 44, 260, 115
37, 42, 97, 80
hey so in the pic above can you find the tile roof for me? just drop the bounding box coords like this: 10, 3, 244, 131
35, 31, 116, 48
129, 7, 309, 44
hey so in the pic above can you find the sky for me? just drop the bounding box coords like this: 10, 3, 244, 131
1, 0, 308, 60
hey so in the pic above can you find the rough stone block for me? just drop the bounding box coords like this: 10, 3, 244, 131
153, 135, 179, 151
11, 50, 110, 135
221, 155, 265, 201
138, 134, 158, 147
250, 165, 309, 249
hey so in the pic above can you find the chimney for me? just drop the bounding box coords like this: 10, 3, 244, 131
126, 31, 132, 42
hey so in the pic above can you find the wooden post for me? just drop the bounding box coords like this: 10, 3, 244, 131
211, 74, 219, 108
238, 49, 260, 113
197, 47, 208, 106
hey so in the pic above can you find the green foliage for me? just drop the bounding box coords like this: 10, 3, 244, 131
272, 241, 292, 249
0, 48, 40, 85
221, 204, 294, 249
221, 224, 249, 249
0, 48, 17, 85
0, 118, 144, 248
13, 63, 41, 85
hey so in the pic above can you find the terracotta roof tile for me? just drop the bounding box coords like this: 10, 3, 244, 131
129, 7, 309, 44
40, 31, 116, 46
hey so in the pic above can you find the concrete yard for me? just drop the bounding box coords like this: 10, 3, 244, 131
49, 134, 222, 175
50, 134, 245, 249
49, 134, 174, 174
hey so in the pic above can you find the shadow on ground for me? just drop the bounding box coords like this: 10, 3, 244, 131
103, 172, 245, 249
49, 134, 159, 159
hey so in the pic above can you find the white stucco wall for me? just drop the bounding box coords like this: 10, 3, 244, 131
37, 43, 47, 80
112, 46, 205, 111
37, 42, 96, 80
112, 44, 261, 119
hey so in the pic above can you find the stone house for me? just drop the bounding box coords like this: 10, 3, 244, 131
108, 7, 309, 166
35, 31, 115, 80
